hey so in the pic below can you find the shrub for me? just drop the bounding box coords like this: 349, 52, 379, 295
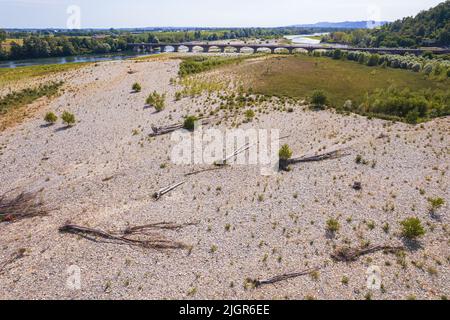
400, 217, 425, 240
310, 90, 328, 107
146, 91, 166, 112
332, 49, 342, 60
279, 144, 293, 160
367, 54, 380, 67
132, 83, 141, 93
245, 109, 255, 120
405, 110, 420, 124
44, 112, 57, 124
61, 111, 76, 126
175, 91, 182, 101
423, 63, 434, 75
411, 63, 421, 72
428, 197, 445, 212
183, 116, 199, 131
326, 218, 340, 233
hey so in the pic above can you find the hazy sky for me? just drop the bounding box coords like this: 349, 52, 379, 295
0, 0, 445, 29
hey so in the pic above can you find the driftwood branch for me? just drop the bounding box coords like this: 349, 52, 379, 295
288, 149, 350, 164
0, 189, 49, 223
215, 135, 291, 167
153, 181, 186, 200
254, 267, 320, 287
185, 167, 225, 177
59, 223, 190, 250
0, 249, 26, 274
331, 245, 405, 262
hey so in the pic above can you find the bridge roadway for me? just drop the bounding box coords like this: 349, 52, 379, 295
129, 42, 450, 56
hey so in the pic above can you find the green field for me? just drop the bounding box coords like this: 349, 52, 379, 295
237, 54, 449, 121
0, 62, 89, 86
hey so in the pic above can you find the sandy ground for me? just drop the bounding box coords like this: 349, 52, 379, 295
0, 55, 449, 300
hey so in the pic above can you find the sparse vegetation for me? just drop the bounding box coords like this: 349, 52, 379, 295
279, 144, 293, 160
326, 218, 340, 233
310, 90, 328, 108
428, 197, 445, 212
146, 91, 166, 112
132, 82, 141, 93
400, 217, 426, 240
183, 115, 199, 131
44, 112, 57, 125
61, 111, 76, 126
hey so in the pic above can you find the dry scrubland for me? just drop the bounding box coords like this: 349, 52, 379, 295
0, 54, 449, 300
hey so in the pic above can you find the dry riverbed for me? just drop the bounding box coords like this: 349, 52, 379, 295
0, 55, 449, 300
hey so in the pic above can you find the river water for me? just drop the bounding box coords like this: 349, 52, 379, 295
284, 33, 348, 48
0, 51, 155, 69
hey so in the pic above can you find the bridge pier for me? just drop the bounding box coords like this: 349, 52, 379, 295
220, 46, 226, 53
270, 48, 276, 54
187, 45, 194, 53
287, 48, 294, 54
202, 46, 209, 53
173, 45, 180, 53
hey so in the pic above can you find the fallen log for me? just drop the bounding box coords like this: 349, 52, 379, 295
254, 267, 321, 288
153, 181, 186, 200
0, 249, 26, 274
59, 223, 189, 250
331, 245, 405, 262
149, 117, 218, 137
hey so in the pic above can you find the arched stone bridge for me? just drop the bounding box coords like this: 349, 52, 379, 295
128, 42, 450, 56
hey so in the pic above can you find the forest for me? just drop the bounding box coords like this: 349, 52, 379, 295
324, 1, 450, 47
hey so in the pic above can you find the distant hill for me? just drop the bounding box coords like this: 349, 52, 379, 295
373, 0, 450, 47
290, 21, 389, 29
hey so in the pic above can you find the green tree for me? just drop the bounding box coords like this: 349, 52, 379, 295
0, 29, 6, 43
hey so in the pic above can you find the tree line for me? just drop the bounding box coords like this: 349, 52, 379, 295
0, 27, 335, 61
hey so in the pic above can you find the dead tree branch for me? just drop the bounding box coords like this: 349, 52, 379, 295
153, 181, 186, 200
331, 245, 405, 262
254, 267, 321, 287
288, 149, 350, 165
59, 223, 189, 250
0, 189, 49, 223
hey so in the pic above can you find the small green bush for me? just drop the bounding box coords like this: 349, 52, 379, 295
326, 218, 340, 233
44, 112, 58, 124
428, 197, 445, 212
245, 109, 255, 120
400, 217, 425, 240
367, 54, 380, 67
132, 83, 141, 93
279, 144, 293, 160
61, 111, 76, 126
310, 90, 328, 107
183, 116, 199, 131
405, 110, 420, 124
332, 49, 342, 60
146, 91, 166, 112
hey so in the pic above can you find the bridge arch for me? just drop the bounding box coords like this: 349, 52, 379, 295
254, 47, 272, 54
